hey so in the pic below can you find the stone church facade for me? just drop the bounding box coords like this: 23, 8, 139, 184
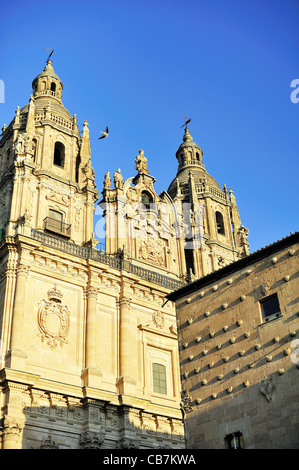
0, 59, 248, 449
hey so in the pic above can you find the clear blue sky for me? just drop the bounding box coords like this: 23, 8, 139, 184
1, 0, 298, 253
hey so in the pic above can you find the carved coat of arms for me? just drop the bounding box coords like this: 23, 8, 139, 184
37, 285, 70, 349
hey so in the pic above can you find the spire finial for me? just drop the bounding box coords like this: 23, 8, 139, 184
183, 126, 193, 142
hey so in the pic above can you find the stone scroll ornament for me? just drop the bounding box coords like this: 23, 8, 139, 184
180, 390, 193, 419
37, 285, 70, 349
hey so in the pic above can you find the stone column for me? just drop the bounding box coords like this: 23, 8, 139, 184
1, 417, 24, 449
85, 286, 99, 370
83, 286, 102, 386
6, 264, 29, 368
118, 296, 137, 395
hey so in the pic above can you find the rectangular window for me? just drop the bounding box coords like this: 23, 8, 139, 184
225, 432, 244, 449
260, 293, 281, 322
152, 363, 167, 395
48, 209, 63, 232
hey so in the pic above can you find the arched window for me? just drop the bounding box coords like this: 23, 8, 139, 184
48, 209, 63, 233
53, 142, 65, 167
152, 363, 167, 395
50, 82, 56, 92
216, 211, 225, 235
141, 191, 153, 209
75, 154, 80, 183
32, 139, 37, 162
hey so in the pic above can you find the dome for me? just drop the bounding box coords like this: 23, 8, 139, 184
167, 127, 221, 199
31, 59, 64, 105
32, 60, 63, 88
18, 59, 74, 127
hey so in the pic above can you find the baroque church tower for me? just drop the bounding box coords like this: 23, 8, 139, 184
0, 58, 248, 450
167, 126, 249, 279
0, 58, 98, 246
0, 60, 185, 449
101, 126, 249, 285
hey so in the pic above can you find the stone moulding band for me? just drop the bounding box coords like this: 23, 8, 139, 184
31, 229, 185, 291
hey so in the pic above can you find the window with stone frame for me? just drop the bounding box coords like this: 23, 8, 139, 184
225, 431, 244, 449
216, 211, 225, 235
260, 293, 281, 322
152, 363, 167, 395
53, 141, 65, 168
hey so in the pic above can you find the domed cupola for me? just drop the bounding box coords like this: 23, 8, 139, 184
168, 127, 211, 200
176, 126, 204, 171
32, 59, 63, 103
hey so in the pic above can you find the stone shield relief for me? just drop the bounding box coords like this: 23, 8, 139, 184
37, 285, 70, 349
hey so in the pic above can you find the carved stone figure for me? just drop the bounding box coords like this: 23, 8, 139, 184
113, 168, 123, 189
138, 237, 165, 266
260, 376, 274, 402
82, 160, 95, 184
135, 149, 149, 174
103, 170, 111, 189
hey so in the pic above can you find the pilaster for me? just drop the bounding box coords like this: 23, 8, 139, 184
6, 263, 30, 369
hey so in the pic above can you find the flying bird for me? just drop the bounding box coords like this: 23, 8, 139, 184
99, 126, 109, 139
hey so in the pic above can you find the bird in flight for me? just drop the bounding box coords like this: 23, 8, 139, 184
99, 126, 109, 139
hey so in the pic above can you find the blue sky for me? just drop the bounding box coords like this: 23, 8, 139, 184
1, 0, 298, 253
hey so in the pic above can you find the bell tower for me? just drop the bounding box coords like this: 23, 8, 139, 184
0, 58, 98, 246
167, 126, 249, 279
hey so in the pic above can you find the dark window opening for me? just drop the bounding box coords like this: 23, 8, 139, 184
152, 363, 167, 395
216, 211, 225, 235
75, 154, 80, 183
225, 432, 244, 449
185, 246, 195, 276
141, 191, 153, 209
53, 142, 65, 167
196, 152, 200, 161
32, 139, 37, 162
50, 82, 56, 92
260, 293, 281, 322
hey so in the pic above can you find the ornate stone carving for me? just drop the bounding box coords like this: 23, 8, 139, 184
82, 160, 95, 186
260, 376, 274, 402
261, 281, 270, 296
180, 390, 193, 419
80, 430, 105, 449
1, 417, 23, 442
138, 237, 166, 267
37, 285, 70, 349
103, 170, 111, 190
135, 149, 149, 174
152, 311, 165, 329
46, 189, 70, 206
113, 168, 124, 189
40, 435, 59, 449
119, 437, 140, 449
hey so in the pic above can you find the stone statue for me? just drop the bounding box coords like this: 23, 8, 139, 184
83, 160, 95, 185
103, 170, 111, 190
113, 168, 123, 189
135, 149, 149, 174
